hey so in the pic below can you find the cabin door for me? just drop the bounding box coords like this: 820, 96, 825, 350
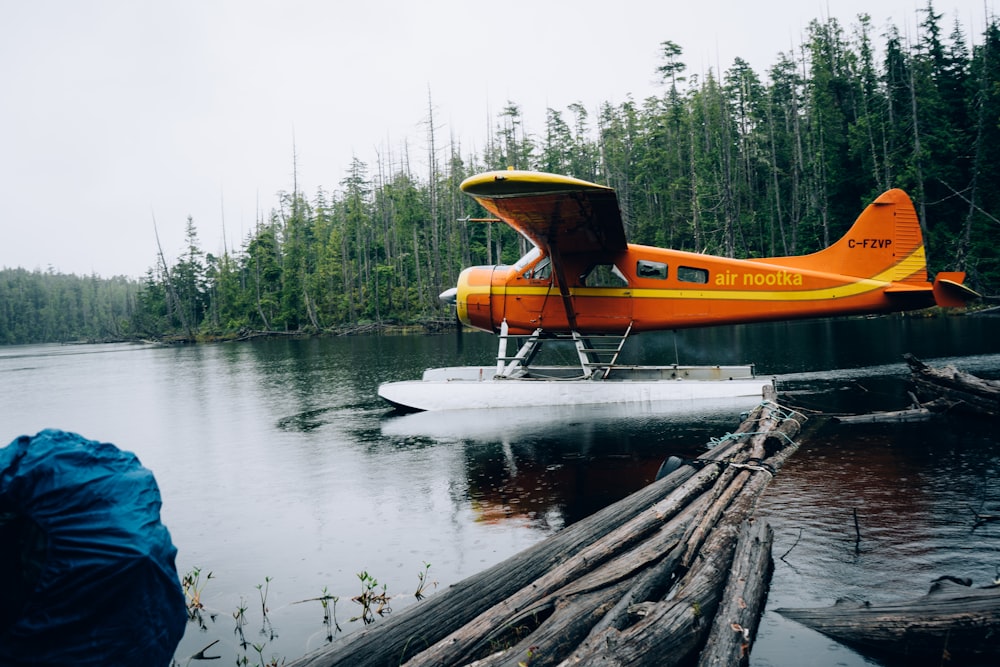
573, 262, 632, 333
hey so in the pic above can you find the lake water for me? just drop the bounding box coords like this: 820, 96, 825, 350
1, 316, 999, 666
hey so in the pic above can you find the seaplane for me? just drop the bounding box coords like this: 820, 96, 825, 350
378, 170, 977, 412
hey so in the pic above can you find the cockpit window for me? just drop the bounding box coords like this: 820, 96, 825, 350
522, 256, 551, 280
582, 263, 629, 287
513, 247, 542, 271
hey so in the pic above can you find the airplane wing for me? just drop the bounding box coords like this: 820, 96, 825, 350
460, 170, 627, 255
460, 170, 627, 332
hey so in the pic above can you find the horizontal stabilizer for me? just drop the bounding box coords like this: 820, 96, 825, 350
933, 272, 980, 308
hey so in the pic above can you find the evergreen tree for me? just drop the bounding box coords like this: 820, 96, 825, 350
4, 9, 999, 346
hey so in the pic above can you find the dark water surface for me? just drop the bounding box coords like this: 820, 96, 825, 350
1, 316, 999, 666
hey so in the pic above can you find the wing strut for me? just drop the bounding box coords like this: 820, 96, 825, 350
495, 321, 545, 377
548, 246, 579, 331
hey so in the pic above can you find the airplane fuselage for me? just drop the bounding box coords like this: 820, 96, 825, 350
457, 242, 938, 336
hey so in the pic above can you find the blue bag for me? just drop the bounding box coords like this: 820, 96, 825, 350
0, 429, 186, 666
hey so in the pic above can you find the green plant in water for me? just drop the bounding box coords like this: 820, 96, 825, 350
350, 571, 391, 624
319, 586, 341, 636
414, 561, 434, 600
180, 566, 214, 616
233, 595, 248, 629
256, 576, 272, 619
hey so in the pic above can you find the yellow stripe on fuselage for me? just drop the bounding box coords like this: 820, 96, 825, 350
501, 280, 886, 301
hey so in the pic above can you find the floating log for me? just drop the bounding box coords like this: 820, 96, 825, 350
287, 386, 807, 667
833, 407, 936, 424
777, 579, 1000, 663
904, 353, 1000, 418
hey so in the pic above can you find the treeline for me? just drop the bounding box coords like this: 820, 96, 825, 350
4, 3, 1000, 344
0, 268, 138, 345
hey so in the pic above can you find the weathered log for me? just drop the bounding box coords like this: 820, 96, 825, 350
288, 388, 803, 667
566, 394, 804, 665
403, 432, 761, 667
777, 579, 1000, 662
286, 473, 695, 666
904, 353, 1000, 417
455, 504, 711, 667
679, 395, 783, 568
833, 407, 936, 423
559, 399, 804, 666
825, 395, 955, 424
696, 520, 773, 667
463, 578, 637, 667
287, 401, 762, 667
678, 464, 752, 569
563, 519, 743, 665
402, 501, 708, 667
563, 521, 774, 667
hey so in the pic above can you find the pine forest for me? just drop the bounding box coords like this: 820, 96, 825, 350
3, 6, 1000, 345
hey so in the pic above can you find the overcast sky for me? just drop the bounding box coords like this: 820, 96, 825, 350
0, 0, 992, 278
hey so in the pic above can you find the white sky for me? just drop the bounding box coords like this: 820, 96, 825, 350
0, 0, 992, 278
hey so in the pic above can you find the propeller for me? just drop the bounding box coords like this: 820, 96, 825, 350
439, 286, 461, 351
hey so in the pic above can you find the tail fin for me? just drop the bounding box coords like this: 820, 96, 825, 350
766, 189, 978, 308
765, 189, 928, 283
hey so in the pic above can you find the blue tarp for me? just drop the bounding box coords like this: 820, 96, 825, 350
0, 429, 186, 666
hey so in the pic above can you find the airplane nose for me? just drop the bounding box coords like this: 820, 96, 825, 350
439, 287, 457, 304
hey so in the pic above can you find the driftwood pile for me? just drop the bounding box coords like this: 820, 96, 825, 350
288, 385, 807, 667
905, 353, 1000, 418
777, 578, 1000, 663
830, 354, 1000, 424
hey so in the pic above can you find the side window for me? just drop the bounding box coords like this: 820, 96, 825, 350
582, 263, 629, 287
522, 257, 551, 281
637, 260, 668, 280
677, 266, 709, 284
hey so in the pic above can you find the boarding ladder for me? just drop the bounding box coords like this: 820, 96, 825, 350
572, 322, 633, 379
494, 320, 634, 380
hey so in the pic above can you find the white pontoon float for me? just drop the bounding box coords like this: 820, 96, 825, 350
378, 324, 769, 412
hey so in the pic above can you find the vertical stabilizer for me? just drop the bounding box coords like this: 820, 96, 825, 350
763, 189, 928, 283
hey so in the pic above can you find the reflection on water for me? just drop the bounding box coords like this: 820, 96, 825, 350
380, 398, 756, 442
753, 417, 1000, 667
0, 316, 998, 666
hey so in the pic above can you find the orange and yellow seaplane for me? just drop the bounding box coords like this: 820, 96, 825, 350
378, 170, 977, 412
